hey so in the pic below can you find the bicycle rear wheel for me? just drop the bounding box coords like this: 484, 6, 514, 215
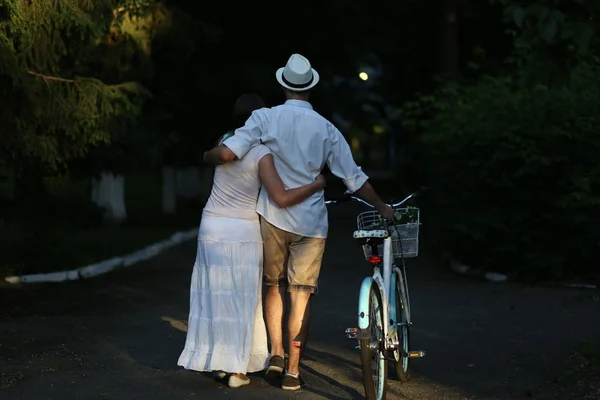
393, 271, 411, 382
359, 281, 388, 400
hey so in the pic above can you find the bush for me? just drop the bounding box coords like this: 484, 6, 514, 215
402, 62, 600, 281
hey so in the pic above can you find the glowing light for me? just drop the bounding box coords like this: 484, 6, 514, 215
359, 72, 369, 81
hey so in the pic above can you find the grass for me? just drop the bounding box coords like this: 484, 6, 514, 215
0, 170, 205, 278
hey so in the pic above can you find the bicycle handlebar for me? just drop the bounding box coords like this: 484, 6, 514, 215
324, 186, 432, 209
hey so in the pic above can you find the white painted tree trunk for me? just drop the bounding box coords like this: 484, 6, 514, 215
175, 166, 201, 199
162, 166, 177, 214
91, 172, 127, 222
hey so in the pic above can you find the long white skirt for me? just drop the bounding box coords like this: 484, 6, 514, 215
177, 214, 269, 374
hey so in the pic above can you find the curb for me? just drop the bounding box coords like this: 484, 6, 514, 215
4, 228, 198, 285
450, 261, 508, 283
449, 260, 598, 289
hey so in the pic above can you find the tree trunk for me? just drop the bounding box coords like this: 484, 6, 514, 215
91, 171, 127, 222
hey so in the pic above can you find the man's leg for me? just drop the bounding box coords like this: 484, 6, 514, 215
284, 237, 325, 382
260, 217, 289, 377
286, 291, 311, 375
301, 295, 313, 352
265, 285, 286, 357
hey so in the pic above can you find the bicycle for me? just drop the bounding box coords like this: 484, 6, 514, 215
325, 189, 427, 400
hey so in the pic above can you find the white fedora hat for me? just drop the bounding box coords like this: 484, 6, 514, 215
276, 53, 320, 92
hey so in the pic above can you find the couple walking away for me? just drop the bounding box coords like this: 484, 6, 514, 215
178, 53, 393, 391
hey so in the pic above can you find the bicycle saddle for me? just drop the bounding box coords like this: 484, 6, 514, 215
353, 229, 389, 240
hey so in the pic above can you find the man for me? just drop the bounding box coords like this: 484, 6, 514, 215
203, 53, 393, 391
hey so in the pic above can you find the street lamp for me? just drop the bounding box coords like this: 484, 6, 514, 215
358, 72, 369, 81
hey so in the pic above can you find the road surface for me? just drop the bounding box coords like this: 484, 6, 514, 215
1, 205, 599, 399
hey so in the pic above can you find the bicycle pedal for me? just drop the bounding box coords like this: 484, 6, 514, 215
345, 328, 358, 339
408, 350, 426, 358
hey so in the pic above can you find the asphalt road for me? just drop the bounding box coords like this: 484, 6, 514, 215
2, 205, 599, 400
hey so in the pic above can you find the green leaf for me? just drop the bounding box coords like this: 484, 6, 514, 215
540, 17, 558, 43
573, 25, 594, 50
513, 6, 525, 28
561, 22, 578, 40
530, 3, 550, 21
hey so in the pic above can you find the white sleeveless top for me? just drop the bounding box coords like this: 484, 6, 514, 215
203, 144, 271, 220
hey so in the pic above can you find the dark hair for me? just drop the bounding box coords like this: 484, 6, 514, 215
216, 93, 266, 146
232, 93, 266, 130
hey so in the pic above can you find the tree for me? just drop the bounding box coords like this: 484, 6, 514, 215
71, 2, 199, 220
0, 0, 153, 202
490, 0, 600, 83
400, 0, 600, 281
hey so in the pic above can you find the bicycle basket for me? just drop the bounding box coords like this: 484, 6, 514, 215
356, 207, 420, 260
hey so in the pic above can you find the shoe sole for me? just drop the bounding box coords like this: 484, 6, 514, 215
265, 366, 284, 380
228, 382, 250, 388
228, 377, 250, 388
282, 383, 301, 391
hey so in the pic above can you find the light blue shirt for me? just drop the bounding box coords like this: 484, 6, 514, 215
223, 100, 369, 238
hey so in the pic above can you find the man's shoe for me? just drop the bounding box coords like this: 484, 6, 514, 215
282, 372, 302, 391
265, 355, 285, 380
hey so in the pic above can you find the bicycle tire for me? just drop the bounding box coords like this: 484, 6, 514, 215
393, 272, 411, 382
359, 281, 388, 400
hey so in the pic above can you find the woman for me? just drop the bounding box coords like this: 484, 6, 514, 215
177, 93, 325, 388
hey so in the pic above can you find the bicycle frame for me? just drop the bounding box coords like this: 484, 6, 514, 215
391, 265, 411, 326
326, 188, 428, 344
358, 269, 387, 328
327, 190, 419, 335
326, 187, 428, 399
357, 238, 392, 333
356, 237, 410, 351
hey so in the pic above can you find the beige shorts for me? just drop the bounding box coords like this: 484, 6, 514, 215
260, 217, 326, 294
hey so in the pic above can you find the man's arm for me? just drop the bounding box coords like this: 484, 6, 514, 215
203, 145, 236, 165
354, 181, 394, 221
327, 128, 394, 220
203, 109, 268, 165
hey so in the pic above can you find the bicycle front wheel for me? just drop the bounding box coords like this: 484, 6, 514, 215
359, 281, 388, 400
393, 272, 411, 382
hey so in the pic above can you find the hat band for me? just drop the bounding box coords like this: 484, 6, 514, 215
282, 71, 314, 89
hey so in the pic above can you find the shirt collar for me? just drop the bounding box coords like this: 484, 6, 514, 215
284, 99, 313, 109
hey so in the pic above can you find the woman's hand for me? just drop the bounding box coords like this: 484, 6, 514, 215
315, 174, 327, 190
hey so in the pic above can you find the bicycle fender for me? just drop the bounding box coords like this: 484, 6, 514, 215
358, 276, 388, 332
358, 277, 375, 330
